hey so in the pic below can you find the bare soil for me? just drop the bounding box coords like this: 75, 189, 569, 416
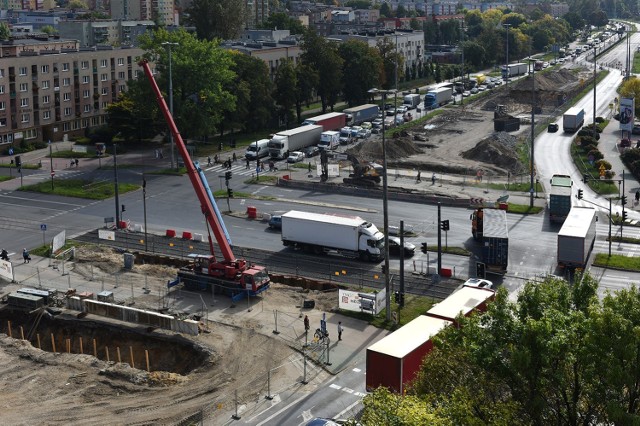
0, 246, 336, 425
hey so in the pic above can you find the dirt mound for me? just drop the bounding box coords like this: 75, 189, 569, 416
347, 132, 423, 161
461, 132, 525, 174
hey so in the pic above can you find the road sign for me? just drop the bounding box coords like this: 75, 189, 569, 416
40, 224, 47, 231
599, 164, 606, 177
50, 170, 55, 177
8, 148, 13, 155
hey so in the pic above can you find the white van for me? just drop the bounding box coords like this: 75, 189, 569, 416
245, 139, 270, 160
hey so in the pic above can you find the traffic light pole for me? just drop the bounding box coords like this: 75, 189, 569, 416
437, 202, 442, 274
621, 170, 625, 239
399, 221, 404, 308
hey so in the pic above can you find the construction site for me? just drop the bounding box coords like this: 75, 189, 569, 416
0, 65, 595, 424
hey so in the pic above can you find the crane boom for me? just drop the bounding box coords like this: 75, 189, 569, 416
139, 60, 236, 263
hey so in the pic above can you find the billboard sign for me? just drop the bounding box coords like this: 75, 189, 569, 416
619, 97, 635, 133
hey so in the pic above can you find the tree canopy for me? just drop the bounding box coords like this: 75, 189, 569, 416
185, 0, 247, 41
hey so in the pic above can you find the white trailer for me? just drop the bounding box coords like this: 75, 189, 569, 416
403, 94, 421, 109
281, 210, 385, 261
557, 207, 596, 268
268, 125, 323, 160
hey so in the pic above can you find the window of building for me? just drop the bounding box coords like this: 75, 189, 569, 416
0, 101, 5, 110
84, 104, 91, 112
100, 59, 107, 67
63, 122, 70, 131
101, 101, 108, 108
0, 69, 4, 78
119, 85, 125, 92
83, 89, 90, 98
63, 78, 70, 86
82, 76, 90, 84
20, 83, 28, 92
64, 107, 72, 116
41, 80, 49, 89
117, 58, 124, 66
42, 95, 50, 104
81, 61, 89, 69
62, 63, 69, 71
0, 118, 6, 127
19, 67, 27, 76
41, 65, 49, 73
42, 111, 51, 120
0, 85, 4, 94
25, 129, 37, 139
101, 73, 108, 81
118, 71, 125, 79
63, 93, 71, 101
101, 87, 108, 95
20, 98, 28, 107
21, 113, 29, 123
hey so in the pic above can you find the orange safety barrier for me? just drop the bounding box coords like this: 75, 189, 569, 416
182, 231, 193, 240
247, 206, 257, 219
166, 229, 176, 238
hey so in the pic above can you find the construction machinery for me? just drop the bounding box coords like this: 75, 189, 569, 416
139, 60, 269, 300
336, 153, 382, 187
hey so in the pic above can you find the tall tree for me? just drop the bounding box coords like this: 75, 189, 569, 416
260, 12, 306, 34
273, 59, 297, 128
376, 36, 404, 91
0, 23, 9, 41
338, 40, 383, 106
301, 30, 343, 113
294, 62, 318, 122
186, 0, 247, 41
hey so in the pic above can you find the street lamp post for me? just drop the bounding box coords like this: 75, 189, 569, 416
530, 49, 535, 208
460, 21, 465, 106
394, 33, 399, 109
369, 87, 396, 322
504, 24, 511, 84
162, 41, 179, 171
113, 144, 120, 227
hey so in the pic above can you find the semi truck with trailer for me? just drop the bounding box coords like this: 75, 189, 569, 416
268, 125, 323, 160
549, 174, 573, 224
424, 87, 453, 110
302, 112, 346, 131
471, 208, 509, 272
402, 94, 422, 109
563, 107, 585, 133
318, 130, 340, 151
281, 210, 385, 261
557, 207, 596, 268
344, 104, 379, 126
501, 63, 528, 79
140, 60, 270, 300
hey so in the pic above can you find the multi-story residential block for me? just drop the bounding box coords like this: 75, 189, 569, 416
111, 0, 175, 26
222, 40, 302, 81
0, 38, 144, 147
58, 20, 155, 47
7, 10, 62, 30
354, 9, 381, 24
246, 0, 269, 29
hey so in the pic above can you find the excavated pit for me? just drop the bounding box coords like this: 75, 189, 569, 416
0, 307, 210, 375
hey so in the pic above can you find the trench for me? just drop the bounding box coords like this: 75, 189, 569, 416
0, 307, 209, 375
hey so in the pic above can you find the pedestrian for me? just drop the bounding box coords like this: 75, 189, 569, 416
246, 158, 250, 170
0, 249, 8, 261
70, 159, 74, 168
233, 152, 237, 163
261, 161, 265, 172
214, 154, 219, 164
636, 190, 640, 205
416, 170, 421, 183
431, 173, 436, 185
207, 156, 212, 166
337, 321, 343, 341
304, 315, 310, 334
154, 149, 159, 159
22, 248, 30, 264
308, 162, 312, 173
227, 158, 232, 170
75, 158, 79, 167
159, 150, 164, 159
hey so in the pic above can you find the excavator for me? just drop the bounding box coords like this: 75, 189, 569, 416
333, 153, 382, 187
139, 60, 270, 300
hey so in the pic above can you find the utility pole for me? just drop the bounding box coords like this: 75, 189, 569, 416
162, 41, 179, 170
530, 45, 535, 208
504, 24, 511, 84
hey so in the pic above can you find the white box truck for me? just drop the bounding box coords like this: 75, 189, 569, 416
318, 130, 340, 151
557, 207, 596, 268
424, 87, 453, 109
403, 94, 421, 109
268, 125, 323, 160
281, 210, 385, 261
562, 107, 585, 133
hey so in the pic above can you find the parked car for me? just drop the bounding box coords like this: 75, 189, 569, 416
303, 146, 319, 157
357, 127, 371, 139
287, 151, 305, 163
543, 62, 549, 68
470, 87, 479, 94
384, 103, 394, 110
385, 108, 396, 116
387, 236, 416, 257
372, 118, 383, 128
361, 121, 372, 130
463, 278, 494, 289
396, 106, 408, 114
548, 122, 559, 132
395, 115, 404, 126
494, 79, 503, 85
383, 116, 395, 128
462, 91, 471, 97
478, 85, 487, 92
632, 125, 640, 135
350, 126, 363, 139
268, 215, 282, 230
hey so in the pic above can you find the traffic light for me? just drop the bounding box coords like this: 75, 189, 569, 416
421, 242, 428, 253
476, 262, 486, 279
623, 210, 628, 221
225, 171, 232, 181
121, 204, 126, 212
394, 291, 399, 303
577, 189, 583, 200
15, 156, 21, 167
622, 195, 627, 206
227, 188, 234, 198
440, 220, 450, 231
381, 264, 387, 274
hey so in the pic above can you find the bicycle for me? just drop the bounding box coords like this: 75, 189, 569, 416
313, 328, 329, 343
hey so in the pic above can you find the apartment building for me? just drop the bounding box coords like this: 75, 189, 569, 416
222, 40, 301, 81
111, 0, 176, 26
0, 39, 144, 147
58, 20, 155, 47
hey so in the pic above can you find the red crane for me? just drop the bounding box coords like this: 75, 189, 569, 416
139, 59, 269, 294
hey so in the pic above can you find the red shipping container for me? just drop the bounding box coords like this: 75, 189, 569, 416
366, 315, 452, 393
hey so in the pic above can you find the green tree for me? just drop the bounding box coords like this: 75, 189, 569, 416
68, 0, 87, 9
0, 23, 9, 41
301, 29, 343, 113
106, 80, 159, 143
273, 59, 297, 128
260, 12, 305, 34
40, 25, 57, 35
502, 12, 527, 28
294, 62, 318, 122
138, 28, 236, 140
338, 40, 383, 107
380, 2, 392, 18
186, 0, 247, 41
563, 11, 586, 31
376, 36, 404, 90
463, 40, 485, 68
344, 0, 371, 8
619, 77, 640, 118
396, 4, 407, 18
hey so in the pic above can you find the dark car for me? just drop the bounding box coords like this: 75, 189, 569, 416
268, 215, 282, 230
387, 236, 415, 257
303, 146, 320, 157
548, 122, 559, 132
632, 125, 640, 135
